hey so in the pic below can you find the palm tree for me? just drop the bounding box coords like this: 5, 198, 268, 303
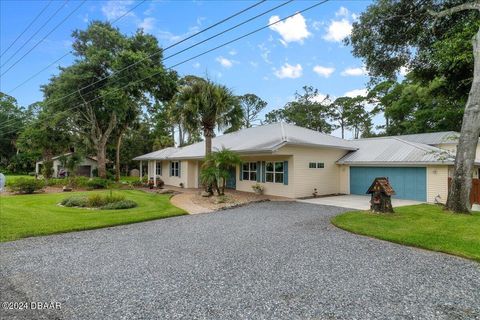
179, 78, 243, 157
201, 148, 241, 195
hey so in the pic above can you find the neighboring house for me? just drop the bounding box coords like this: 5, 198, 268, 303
133, 123, 480, 204
35, 153, 100, 178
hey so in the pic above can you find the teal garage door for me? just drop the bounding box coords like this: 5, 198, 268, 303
350, 167, 426, 201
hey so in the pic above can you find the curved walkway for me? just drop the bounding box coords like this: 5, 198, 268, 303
1, 202, 479, 319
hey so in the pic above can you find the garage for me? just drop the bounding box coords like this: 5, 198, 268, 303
350, 167, 426, 201
76, 165, 92, 177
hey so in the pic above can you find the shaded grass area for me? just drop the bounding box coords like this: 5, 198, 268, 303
332, 204, 480, 262
0, 190, 186, 242
4, 175, 33, 186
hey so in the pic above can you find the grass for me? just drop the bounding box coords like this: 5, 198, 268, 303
332, 204, 480, 262
0, 190, 186, 242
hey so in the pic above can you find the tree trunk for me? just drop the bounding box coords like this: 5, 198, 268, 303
204, 127, 214, 156
446, 26, 480, 213
97, 143, 107, 179
115, 133, 123, 182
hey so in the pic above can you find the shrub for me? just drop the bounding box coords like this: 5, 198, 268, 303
101, 200, 137, 210
87, 193, 125, 207
67, 176, 90, 188
8, 178, 44, 194
86, 178, 109, 189
61, 196, 88, 207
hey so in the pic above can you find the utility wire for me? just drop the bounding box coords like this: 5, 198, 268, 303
0, 0, 329, 136
1, 0, 86, 77
0, 0, 69, 68
0, 0, 53, 57
6, 0, 148, 94
1, 0, 268, 129
5, 0, 266, 95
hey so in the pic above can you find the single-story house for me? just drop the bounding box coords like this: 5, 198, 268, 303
133, 123, 480, 204
35, 153, 100, 178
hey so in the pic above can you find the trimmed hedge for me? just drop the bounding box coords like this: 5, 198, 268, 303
100, 200, 137, 210
8, 178, 45, 194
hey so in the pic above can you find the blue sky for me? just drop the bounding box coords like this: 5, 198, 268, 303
0, 0, 377, 138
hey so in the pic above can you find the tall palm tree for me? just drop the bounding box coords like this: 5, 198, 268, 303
180, 78, 242, 156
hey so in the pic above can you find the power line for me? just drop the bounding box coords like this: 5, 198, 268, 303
0, 0, 329, 136
5, 0, 266, 95
0, 0, 268, 129
6, 0, 148, 94
0, 0, 86, 77
0, 0, 53, 57
0, 0, 69, 68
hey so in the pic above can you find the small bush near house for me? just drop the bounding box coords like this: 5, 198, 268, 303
86, 178, 109, 189
8, 178, 45, 194
100, 200, 137, 210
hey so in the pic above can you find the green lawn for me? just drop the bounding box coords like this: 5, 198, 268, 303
332, 204, 480, 262
0, 190, 186, 242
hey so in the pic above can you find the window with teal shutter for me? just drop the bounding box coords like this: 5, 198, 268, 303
261, 161, 266, 183
256, 161, 261, 182
178, 161, 181, 177
239, 163, 243, 181
283, 161, 288, 185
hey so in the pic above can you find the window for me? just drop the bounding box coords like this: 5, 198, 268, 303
242, 162, 257, 181
265, 161, 284, 183
170, 161, 179, 177
308, 162, 324, 169
156, 162, 162, 176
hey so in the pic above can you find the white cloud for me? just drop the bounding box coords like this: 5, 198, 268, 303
228, 49, 237, 56
336, 6, 350, 17
157, 25, 200, 43
341, 66, 367, 76
216, 56, 234, 68
344, 88, 368, 98
249, 61, 259, 68
274, 63, 303, 79
313, 65, 335, 78
312, 93, 331, 105
102, 0, 134, 21
193, 62, 201, 69
258, 43, 272, 64
269, 13, 311, 45
323, 19, 352, 42
399, 66, 409, 76
139, 17, 155, 32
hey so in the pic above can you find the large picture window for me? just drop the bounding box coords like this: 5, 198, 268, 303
170, 161, 179, 177
242, 162, 257, 181
265, 161, 284, 183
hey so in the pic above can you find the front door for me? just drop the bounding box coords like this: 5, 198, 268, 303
226, 167, 236, 189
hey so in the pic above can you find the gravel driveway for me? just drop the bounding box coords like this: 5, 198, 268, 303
1, 202, 479, 320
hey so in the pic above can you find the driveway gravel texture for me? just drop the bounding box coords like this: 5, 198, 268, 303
1, 201, 479, 320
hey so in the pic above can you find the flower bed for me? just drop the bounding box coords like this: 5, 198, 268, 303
60, 192, 137, 210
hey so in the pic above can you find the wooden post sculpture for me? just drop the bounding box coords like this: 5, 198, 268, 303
367, 177, 395, 213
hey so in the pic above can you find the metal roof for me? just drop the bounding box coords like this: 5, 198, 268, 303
133, 147, 179, 161
360, 131, 461, 145
337, 137, 457, 165
133, 123, 356, 161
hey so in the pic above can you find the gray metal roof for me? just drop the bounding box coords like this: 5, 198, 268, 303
372, 131, 460, 145
133, 123, 356, 160
337, 137, 456, 165
133, 147, 179, 161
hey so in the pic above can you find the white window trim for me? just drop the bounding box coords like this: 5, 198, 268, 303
242, 162, 257, 181
265, 161, 284, 184
170, 161, 180, 177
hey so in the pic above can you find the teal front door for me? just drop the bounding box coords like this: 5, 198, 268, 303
350, 166, 426, 201
226, 167, 236, 189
